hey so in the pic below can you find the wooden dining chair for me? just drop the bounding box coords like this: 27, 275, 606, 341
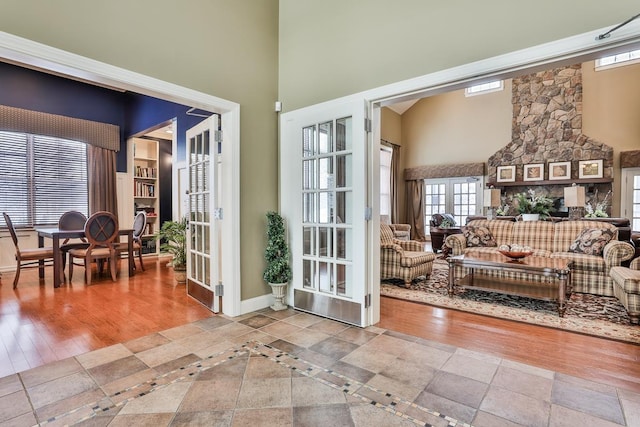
3, 212, 54, 289
68, 211, 119, 285
115, 211, 147, 271
58, 210, 88, 270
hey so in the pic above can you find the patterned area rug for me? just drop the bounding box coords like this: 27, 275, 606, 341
381, 260, 640, 344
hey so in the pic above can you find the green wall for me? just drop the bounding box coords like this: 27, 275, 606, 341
278, 0, 640, 111
0, 0, 280, 300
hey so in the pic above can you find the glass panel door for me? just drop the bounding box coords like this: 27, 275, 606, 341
186, 116, 221, 312
281, 100, 368, 326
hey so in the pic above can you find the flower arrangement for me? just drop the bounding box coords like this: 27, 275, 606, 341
585, 190, 611, 218
513, 189, 555, 219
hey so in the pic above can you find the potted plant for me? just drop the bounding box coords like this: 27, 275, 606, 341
513, 189, 555, 221
263, 211, 292, 311
155, 217, 188, 284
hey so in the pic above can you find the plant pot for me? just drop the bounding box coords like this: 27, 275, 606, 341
268, 282, 288, 311
521, 213, 540, 222
173, 267, 187, 284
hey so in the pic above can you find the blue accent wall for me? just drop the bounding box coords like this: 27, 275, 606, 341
0, 61, 208, 172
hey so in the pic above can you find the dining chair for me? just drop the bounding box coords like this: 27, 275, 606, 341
3, 212, 54, 289
115, 211, 147, 271
68, 211, 119, 285
58, 210, 88, 270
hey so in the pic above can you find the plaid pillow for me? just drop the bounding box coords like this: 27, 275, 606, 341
568, 228, 615, 256
463, 225, 497, 247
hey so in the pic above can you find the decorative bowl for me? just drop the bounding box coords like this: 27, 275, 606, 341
498, 250, 533, 260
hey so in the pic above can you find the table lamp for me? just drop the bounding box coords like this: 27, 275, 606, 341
483, 188, 501, 220
564, 184, 586, 220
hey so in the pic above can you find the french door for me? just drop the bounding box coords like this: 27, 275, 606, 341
281, 99, 370, 326
622, 167, 640, 231
424, 177, 482, 233
186, 116, 222, 312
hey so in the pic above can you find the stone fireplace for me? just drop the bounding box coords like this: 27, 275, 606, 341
487, 64, 613, 215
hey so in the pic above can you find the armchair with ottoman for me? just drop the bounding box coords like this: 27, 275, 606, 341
380, 223, 436, 288
445, 219, 635, 297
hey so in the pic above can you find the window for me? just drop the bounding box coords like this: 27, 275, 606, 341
424, 177, 481, 235
595, 49, 640, 70
380, 147, 392, 216
0, 131, 88, 227
465, 80, 503, 97
622, 168, 640, 231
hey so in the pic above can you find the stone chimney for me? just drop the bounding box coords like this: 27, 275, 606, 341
487, 65, 613, 211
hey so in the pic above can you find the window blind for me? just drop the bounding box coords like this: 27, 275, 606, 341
0, 131, 88, 227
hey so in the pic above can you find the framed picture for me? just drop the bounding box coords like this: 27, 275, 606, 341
496, 165, 515, 182
523, 163, 544, 181
548, 161, 571, 180
579, 160, 603, 179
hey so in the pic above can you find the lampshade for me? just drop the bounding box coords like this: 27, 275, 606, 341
483, 188, 501, 208
564, 185, 586, 207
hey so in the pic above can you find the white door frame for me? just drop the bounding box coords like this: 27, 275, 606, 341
281, 20, 640, 326
0, 30, 242, 316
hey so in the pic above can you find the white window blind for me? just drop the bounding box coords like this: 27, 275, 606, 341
0, 131, 88, 227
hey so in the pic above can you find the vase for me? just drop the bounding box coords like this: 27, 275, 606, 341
521, 213, 540, 222
268, 282, 288, 311
174, 267, 187, 284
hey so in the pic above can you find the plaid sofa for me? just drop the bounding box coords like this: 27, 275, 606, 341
610, 258, 640, 324
380, 223, 435, 288
445, 219, 635, 296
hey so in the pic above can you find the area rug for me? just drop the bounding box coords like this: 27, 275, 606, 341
381, 260, 640, 344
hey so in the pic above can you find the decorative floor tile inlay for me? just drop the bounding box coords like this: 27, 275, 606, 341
39, 340, 471, 427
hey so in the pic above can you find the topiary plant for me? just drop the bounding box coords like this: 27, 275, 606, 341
263, 211, 292, 284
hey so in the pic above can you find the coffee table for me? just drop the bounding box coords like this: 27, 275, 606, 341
447, 252, 572, 317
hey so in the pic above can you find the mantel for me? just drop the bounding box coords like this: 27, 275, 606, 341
486, 177, 613, 188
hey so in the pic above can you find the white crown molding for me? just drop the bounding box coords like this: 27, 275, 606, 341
373, 19, 640, 105
0, 30, 238, 113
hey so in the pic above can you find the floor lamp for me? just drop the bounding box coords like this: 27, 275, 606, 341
564, 185, 586, 220
484, 188, 501, 220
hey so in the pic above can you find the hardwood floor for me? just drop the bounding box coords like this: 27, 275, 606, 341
379, 296, 640, 393
0, 257, 213, 378
2, 257, 639, 394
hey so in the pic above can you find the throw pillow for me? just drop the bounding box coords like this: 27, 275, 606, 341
568, 228, 615, 256
463, 226, 497, 247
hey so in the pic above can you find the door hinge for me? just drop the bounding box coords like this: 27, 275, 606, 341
214, 130, 223, 143
215, 283, 224, 296
364, 207, 372, 221
364, 293, 371, 308
364, 118, 372, 133
214, 208, 223, 220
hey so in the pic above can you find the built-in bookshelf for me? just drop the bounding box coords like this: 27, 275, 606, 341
128, 137, 160, 255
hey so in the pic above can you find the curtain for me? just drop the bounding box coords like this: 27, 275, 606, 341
88, 145, 118, 217
406, 180, 425, 241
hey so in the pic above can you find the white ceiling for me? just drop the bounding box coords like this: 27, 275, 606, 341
144, 124, 173, 140
386, 99, 419, 115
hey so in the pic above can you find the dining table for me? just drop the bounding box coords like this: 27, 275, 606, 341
36, 227, 135, 288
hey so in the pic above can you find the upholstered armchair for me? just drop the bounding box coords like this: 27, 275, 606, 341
380, 215, 411, 241
380, 223, 436, 288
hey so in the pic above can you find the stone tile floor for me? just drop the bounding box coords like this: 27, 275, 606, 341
1, 307, 639, 427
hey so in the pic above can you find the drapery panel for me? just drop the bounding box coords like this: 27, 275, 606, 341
88, 145, 118, 217
405, 180, 426, 241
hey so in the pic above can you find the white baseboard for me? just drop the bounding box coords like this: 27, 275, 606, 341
239, 293, 273, 315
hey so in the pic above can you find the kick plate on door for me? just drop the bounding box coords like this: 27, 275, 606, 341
294, 289, 362, 326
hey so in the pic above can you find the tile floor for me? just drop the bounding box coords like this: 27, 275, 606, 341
1, 307, 639, 427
